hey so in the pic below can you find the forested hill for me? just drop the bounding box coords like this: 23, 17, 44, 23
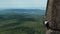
0, 9, 45, 15
0, 9, 45, 34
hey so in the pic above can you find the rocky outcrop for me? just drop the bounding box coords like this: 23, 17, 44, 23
45, 0, 60, 34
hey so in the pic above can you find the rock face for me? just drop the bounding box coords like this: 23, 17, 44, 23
45, 0, 60, 34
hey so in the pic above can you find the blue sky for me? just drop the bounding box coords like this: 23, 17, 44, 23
0, 0, 47, 10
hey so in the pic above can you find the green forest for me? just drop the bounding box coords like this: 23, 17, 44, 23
0, 13, 45, 34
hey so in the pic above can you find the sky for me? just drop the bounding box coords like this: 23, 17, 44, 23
0, 0, 47, 10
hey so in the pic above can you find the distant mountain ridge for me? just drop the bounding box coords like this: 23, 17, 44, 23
0, 9, 46, 15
